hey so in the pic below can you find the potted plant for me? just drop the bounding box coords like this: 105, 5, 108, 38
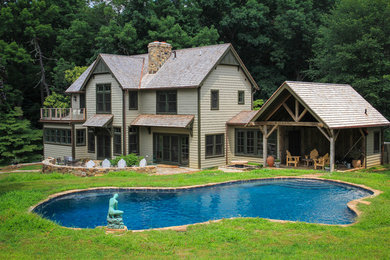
324, 164, 330, 171
350, 149, 362, 168
274, 159, 281, 168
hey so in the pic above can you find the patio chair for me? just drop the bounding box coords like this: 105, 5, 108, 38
313, 153, 329, 169
286, 150, 300, 167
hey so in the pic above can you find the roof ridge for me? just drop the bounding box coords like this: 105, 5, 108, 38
286, 81, 351, 87
99, 43, 230, 59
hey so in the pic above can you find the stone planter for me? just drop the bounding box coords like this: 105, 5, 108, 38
274, 162, 281, 168
41, 157, 156, 176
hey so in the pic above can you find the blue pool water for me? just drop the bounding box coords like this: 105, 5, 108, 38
33, 179, 372, 229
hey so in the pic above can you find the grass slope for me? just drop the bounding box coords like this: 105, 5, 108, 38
0, 168, 389, 259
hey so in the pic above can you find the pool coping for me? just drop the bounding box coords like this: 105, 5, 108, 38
29, 176, 382, 231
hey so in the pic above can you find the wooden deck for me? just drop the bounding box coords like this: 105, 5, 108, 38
40, 108, 86, 122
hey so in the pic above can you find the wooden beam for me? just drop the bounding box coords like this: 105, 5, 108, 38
250, 121, 321, 127
263, 126, 268, 167
297, 108, 307, 122
330, 129, 335, 172
283, 103, 297, 122
316, 126, 331, 141
334, 129, 340, 142
259, 126, 264, 134
265, 94, 291, 121
266, 124, 278, 139
295, 99, 299, 120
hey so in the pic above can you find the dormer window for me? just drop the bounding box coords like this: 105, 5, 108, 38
96, 84, 111, 113
156, 90, 177, 114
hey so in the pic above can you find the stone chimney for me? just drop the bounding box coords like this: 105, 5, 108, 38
148, 41, 172, 74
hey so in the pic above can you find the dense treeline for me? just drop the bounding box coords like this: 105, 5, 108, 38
0, 0, 389, 163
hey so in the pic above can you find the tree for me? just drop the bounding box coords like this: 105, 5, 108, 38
253, 99, 264, 110
307, 0, 390, 126
43, 92, 70, 108
65, 66, 88, 84
0, 107, 42, 164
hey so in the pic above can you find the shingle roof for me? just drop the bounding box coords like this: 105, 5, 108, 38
83, 114, 113, 127
252, 81, 390, 129
65, 60, 96, 93
131, 114, 194, 128
65, 43, 257, 93
227, 111, 258, 125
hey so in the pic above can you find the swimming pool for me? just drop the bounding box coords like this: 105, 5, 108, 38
33, 178, 373, 230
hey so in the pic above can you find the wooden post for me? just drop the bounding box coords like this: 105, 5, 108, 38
263, 126, 268, 167
330, 129, 335, 172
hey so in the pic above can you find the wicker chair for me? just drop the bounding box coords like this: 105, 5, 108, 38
286, 150, 300, 167
313, 153, 329, 169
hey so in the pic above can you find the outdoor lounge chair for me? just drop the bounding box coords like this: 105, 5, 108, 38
286, 150, 300, 167
313, 153, 329, 169
304, 149, 319, 166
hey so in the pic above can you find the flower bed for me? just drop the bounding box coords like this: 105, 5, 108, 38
42, 157, 156, 176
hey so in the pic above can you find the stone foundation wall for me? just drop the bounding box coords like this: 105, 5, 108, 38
42, 158, 156, 177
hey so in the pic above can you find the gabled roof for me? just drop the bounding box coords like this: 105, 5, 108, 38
250, 81, 390, 129
131, 114, 194, 128
65, 43, 258, 93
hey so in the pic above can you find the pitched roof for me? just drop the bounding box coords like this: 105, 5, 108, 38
83, 114, 113, 127
66, 43, 258, 93
251, 81, 390, 129
227, 111, 258, 125
65, 60, 96, 93
131, 114, 194, 128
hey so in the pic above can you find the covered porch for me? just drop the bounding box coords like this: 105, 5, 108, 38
246, 81, 390, 171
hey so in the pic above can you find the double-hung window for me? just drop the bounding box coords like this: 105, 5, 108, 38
374, 131, 380, 153
129, 91, 138, 110
76, 129, 86, 146
113, 127, 122, 155
238, 91, 245, 104
96, 84, 111, 113
205, 134, 224, 158
156, 90, 177, 114
88, 129, 95, 153
210, 90, 219, 110
128, 126, 139, 154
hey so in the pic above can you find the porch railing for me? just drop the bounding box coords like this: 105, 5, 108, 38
40, 108, 86, 121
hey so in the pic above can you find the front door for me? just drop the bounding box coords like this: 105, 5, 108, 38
288, 130, 301, 156
154, 134, 189, 166
97, 130, 111, 159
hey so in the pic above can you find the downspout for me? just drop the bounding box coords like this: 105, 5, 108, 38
197, 87, 201, 169
225, 123, 229, 165
123, 90, 127, 155
71, 123, 75, 159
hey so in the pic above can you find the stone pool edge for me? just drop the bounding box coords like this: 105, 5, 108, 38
28, 176, 382, 231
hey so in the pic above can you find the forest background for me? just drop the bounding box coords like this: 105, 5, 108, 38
0, 0, 389, 164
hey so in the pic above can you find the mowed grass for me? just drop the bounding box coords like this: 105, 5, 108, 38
0, 167, 389, 259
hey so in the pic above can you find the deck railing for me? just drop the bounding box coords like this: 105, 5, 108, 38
40, 108, 86, 121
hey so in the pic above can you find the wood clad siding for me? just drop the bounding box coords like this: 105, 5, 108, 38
366, 127, 381, 167
125, 90, 140, 157
227, 126, 264, 164
43, 123, 72, 159
71, 94, 80, 109
139, 90, 156, 114
200, 65, 252, 168
136, 89, 198, 168
84, 73, 122, 160
178, 89, 198, 168
74, 124, 89, 159
85, 74, 122, 125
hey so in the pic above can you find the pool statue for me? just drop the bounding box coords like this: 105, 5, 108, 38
107, 193, 125, 229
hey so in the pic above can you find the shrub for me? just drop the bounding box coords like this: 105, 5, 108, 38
110, 154, 143, 167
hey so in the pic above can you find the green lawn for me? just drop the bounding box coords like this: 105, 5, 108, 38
0, 167, 389, 259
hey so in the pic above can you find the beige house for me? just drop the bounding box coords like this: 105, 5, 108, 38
40, 42, 258, 168
40, 42, 389, 170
